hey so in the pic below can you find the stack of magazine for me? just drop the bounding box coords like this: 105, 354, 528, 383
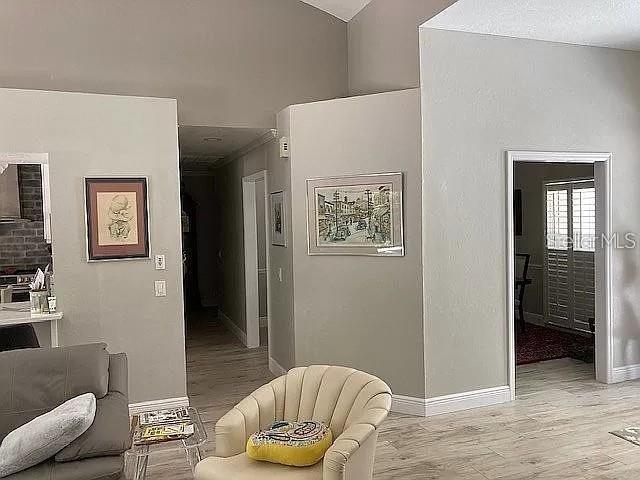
133, 407, 195, 445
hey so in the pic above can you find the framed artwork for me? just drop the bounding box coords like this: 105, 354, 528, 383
306, 172, 404, 256
270, 191, 286, 247
84, 177, 150, 261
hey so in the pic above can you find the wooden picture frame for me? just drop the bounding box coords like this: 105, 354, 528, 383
84, 177, 150, 261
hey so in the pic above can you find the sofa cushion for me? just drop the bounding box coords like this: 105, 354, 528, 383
55, 391, 132, 462
194, 454, 322, 480
2, 456, 123, 480
0, 343, 109, 441
0, 393, 96, 477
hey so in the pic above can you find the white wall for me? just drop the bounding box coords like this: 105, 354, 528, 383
421, 28, 640, 397
0, 0, 347, 128
282, 89, 425, 398
0, 88, 185, 404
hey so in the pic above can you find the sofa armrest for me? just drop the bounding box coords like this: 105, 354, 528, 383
323, 400, 390, 480
108, 353, 128, 397
214, 407, 250, 458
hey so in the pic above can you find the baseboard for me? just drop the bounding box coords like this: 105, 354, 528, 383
129, 396, 190, 415
425, 386, 511, 416
269, 357, 287, 377
392, 395, 427, 416
524, 312, 544, 326
219, 310, 247, 346
611, 364, 640, 383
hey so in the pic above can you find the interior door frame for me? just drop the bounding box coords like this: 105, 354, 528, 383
242, 170, 270, 354
506, 151, 613, 400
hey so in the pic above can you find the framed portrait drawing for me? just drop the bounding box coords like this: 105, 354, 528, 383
306, 173, 404, 256
270, 191, 286, 247
84, 177, 150, 261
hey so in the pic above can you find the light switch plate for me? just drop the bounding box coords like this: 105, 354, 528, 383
154, 280, 167, 297
155, 255, 166, 270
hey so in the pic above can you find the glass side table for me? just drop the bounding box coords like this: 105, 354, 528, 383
124, 406, 208, 480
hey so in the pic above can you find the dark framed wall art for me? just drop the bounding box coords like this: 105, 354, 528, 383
85, 177, 150, 261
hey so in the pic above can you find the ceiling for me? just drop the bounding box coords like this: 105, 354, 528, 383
298, 0, 372, 22
424, 0, 640, 51
179, 126, 272, 165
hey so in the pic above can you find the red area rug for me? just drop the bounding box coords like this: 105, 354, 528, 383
517, 323, 593, 365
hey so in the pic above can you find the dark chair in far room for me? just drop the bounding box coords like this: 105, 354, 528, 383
515, 253, 532, 332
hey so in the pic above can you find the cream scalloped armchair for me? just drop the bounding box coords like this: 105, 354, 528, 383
195, 365, 392, 480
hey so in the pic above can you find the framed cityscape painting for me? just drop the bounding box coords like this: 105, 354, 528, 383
270, 191, 286, 247
306, 173, 404, 256
84, 177, 150, 261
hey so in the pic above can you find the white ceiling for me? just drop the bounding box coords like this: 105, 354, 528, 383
179, 126, 271, 162
424, 0, 640, 51
298, 0, 372, 21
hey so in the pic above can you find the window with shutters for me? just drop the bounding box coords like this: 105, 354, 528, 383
544, 179, 595, 332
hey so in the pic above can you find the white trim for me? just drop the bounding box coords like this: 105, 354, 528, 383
391, 386, 511, 417
523, 311, 545, 326
219, 310, 247, 346
426, 386, 511, 416
392, 395, 427, 417
506, 150, 613, 395
269, 357, 287, 377
611, 364, 640, 383
242, 170, 270, 351
128, 396, 190, 415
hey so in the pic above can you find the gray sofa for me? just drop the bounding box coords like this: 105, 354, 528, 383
0, 343, 131, 479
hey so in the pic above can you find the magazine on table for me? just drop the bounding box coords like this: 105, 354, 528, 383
139, 407, 190, 426
133, 422, 195, 445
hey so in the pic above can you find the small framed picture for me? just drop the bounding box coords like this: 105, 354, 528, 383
84, 177, 150, 261
306, 172, 404, 256
270, 191, 286, 247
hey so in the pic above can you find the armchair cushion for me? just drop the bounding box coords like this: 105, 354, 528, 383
246, 421, 332, 467
195, 453, 322, 480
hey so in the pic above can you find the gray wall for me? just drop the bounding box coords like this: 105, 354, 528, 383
267, 122, 296, 369
0, 88, 186, 404
214, 143, 270, 333
421, 29, 640, 397
0, 0, 348, 128
284, 89, 425, 397
347, 0, 455, 95
514, 163, 594, 316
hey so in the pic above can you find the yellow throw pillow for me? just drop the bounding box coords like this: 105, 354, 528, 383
246, 421, 333, 467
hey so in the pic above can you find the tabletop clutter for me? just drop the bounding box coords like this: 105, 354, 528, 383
28, 266, 56, 315
132, 407, 195, 445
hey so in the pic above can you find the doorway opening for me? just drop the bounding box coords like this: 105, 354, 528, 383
506, 151, 612, 399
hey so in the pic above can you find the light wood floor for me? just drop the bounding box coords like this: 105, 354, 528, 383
146, 313, 640, 479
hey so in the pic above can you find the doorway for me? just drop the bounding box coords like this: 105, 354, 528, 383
242, 170, 270, 351
506, 151, 612, 399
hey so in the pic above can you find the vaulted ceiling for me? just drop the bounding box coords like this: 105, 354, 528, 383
424, 0, 640, 51
298, 0, 373, 21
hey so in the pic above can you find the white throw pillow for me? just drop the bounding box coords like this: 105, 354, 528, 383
0, 393, 97, 477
